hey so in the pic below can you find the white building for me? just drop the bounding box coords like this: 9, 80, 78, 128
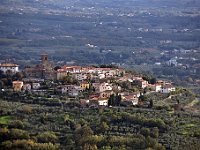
61, 85, 81, 97
0, 63, 19, 73
56, 66, 82, 80
61, 66, 82, 73
167, 59, 178, 67
160, 84, 175, 93
98, 73, 106, 79
132, 79, 148, 89
23, 84, 32, 91
73, 72, 88, 81
155, 84, 162, 92
121, 92, 140, 106
98, 99, 108, 106
89, 98, 108, 106
99, 82, 113, 92
32, 83, 41, 90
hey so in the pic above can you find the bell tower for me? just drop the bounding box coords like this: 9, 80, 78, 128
41, 53, 48, 64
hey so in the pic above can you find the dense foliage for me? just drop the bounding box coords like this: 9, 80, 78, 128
0, 94, 200, 149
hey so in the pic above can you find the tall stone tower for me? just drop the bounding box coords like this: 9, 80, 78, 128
41, 53, 48, 64
40, 53, 51, 70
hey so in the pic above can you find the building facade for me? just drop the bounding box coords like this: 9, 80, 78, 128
13, 81, 23, 91
24, 54, 55, 80
0, 63, 19, 73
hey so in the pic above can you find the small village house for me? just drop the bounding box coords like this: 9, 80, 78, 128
160, 84, 175, 93
56, 69, 68, 80
155, 84, 162, 92
23, 84, 32, 91
61, 66, 82, 73
98, 99, 108, 106
13, 81, 23, 91
89, 98, 108, 106
61, 85, 81, 97
80, 81, 90, 90
121, 92, 140, 105
100, 90, 114, 99
132, 79, 148, 89
32, 83, 41, 90
0, 63, 19, 73
99, 82, 113, 92
72, 72, 89, 81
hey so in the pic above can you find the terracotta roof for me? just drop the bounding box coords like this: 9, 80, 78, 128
0, 63, 19, 67
13, 81, 23, 84
162, 84, 174, 89
62, 65, 82, 69
81, 81, 89, 84
90, 97, 108, 101
57, 69, 66, 72
89, 94, 100, 99
95, 68, 112, 71
100, 90, 113, 93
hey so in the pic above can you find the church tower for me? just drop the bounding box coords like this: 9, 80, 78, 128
41, 53, 48, 64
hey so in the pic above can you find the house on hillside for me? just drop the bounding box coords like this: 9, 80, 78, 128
72, 72, 89, 81
23, 84, 31, 91
13, 81, 23, 91
132, 79, 148, 89
32, 83, 41, 90
80, 81, 90, 90
154, 84, 162, 92
0, 63, 19, 73
89, 98, 108, 106
98, 73, 106, 79
62, 66, 82, 73
60, 85, 82, 97
56, 69, 69, 80
100, 90, 114, 99
160, 84, 175, 93
99, 82, 113, 92
121, 92, 140, 105
57, 66, 82, 80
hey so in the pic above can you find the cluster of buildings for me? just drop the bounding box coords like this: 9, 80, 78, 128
56, 65, 125, 80
0, 54, 176, 107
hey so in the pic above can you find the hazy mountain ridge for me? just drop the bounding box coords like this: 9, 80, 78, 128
1, 0, 200, 10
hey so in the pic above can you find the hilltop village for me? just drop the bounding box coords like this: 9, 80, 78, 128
0, 54, 175, 107
0, 55, 199, 150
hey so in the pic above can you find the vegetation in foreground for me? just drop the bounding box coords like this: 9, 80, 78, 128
0, 96, 200, 150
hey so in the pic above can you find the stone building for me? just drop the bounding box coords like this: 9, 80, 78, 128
24, 54, 55, 80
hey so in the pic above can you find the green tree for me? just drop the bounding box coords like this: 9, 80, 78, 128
9, 120, 24, 129
0, 80, 4, 89
74, 125, 94, 145
150, 128, 159, 138
149, 99, 154, 108
9, 129, 30, 140
37, 132, 58, 144
99, 121, 109, 134
108, 94, 115, 106
140, 127, 150, 137
115, 94, 122, 106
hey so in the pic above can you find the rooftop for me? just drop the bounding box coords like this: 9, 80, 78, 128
13, 81, 23, 84
162, 84, 174, 89
0, 63, 19, 67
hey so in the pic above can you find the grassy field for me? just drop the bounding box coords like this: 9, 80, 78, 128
0, 116, 13, 125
